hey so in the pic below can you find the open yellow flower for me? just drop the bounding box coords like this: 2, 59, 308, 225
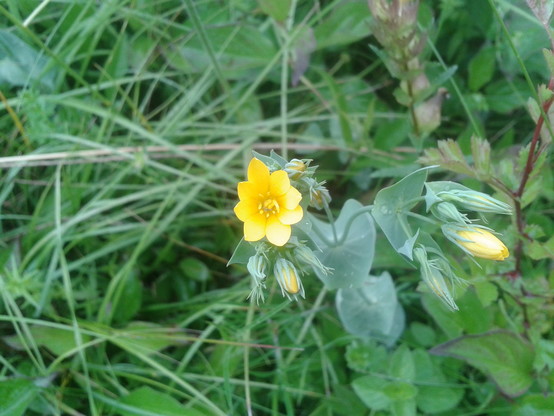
234, 158, 303, 246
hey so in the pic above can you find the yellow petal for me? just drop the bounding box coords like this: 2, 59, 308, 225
247, 158, 270, 190
265, 216, 291, 246
244, 214, 266, 242
457, 229, 509, 260
280, 186, 302, 210
278, 204, 303, 225
238, 181, 259, 201
269, 170, 290, 197
234, 200, 258, 222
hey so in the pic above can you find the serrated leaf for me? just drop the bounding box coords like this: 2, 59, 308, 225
419, 140, 473, 177
430, 330, 534, 397
471, 136, 491, 179
372, 168, 429, 260
310, 199, 376, 289
336, 272, 405, 346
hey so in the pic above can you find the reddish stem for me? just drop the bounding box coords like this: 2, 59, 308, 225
511, 77, 554, 276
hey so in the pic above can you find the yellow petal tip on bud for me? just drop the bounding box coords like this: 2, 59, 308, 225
443, 225, 510, 261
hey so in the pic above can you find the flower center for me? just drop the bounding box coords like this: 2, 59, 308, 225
258, 193, 280, 218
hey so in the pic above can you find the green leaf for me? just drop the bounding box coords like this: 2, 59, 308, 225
227, 238, 255, 266
514, 394, 554, 416
390, 398, 417, 416
372, 168, 429, 260
112, 271, 142, 324
0, 378, 39, 416
423, 287, 493, 336
352, 375, 390, 411
384, 381, 418, 401
113, 322, 179, 354
431, 330, 534, 397
117, 386, 205, 416
389, 345, 415, 381
177, 24, 277, 78
413, 350, 463, 414
180, 257, 210, 282
468, 47, 496, 91
258, 0, 290, 21
313, 2, 371, 50
485, 79, 528, 114
0, 30, 56, 90
3, 326, 92, 357
310, 199, 376, 289
336, 272, 405, 346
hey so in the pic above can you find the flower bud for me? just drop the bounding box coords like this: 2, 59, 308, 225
442, 224, 509, 261
430, 201, 470, 225
294, 245, 332, 276
247, 253, 268, 287
306, 178, 331, 210
413, 247, 458, 310
439, 190, 512, 215
274, 258, 305, 299
285, 159, 308, 180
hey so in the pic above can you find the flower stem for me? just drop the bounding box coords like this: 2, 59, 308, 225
337, 205, 374, 245
323, 202, 339, 244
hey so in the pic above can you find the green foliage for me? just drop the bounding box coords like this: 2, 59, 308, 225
0, 0, 552, 414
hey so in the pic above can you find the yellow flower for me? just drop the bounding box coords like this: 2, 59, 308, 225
444, 225, 509, 261
234, 158, 303, 247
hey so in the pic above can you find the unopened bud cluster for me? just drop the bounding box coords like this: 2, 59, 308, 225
246, 240, 332, 303
414, 184, 512, 309
426, 186, 511, 261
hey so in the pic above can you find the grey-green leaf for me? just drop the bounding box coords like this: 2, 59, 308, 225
336, 272, 405, 346
310, 199, 376, 289
372, 168, 429, 260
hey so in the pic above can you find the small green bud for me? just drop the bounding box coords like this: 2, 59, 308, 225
430, 201, 470, 225
439, 190, 512, 215
305, 178, 331, 210
413, 246, 458, 310
247, 253, 268, 286
294, 245, 333, 276
285, 159, 308, 180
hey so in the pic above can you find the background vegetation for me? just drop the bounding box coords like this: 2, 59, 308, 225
0, 0, 552, 415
